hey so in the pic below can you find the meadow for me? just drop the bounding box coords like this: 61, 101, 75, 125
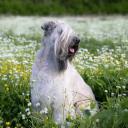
0, 16, 128, 128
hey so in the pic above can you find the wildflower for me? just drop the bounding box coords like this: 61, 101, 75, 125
118, 94, 122, 97
111, 92, 115, 97
121, 54, 125, 58
116, 86, 121, 89
27, 111, 31, 116
124, 109, 128, 112
6, 87, 9, 91
88, 57, 93, 61
6, 122, 11, 126
27, 102, 32, 107
4, 84, 8, 87
22, 114, 26, 120
122, 93, 126, 96
2, 77, 7, 80
55, 121, 58, 125
96, 118, 100, 123
40, 107, 48, 114
104, 64, 109, 68
22, 92, 25, 96
104, 90, 108, 93
25, 98, 29, 102
25, 108, 30, 112
122, 86, 126, 89
26, 92, 30, 96
115, 60, 119, 65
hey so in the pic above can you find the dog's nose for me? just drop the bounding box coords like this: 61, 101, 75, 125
73, 36, 80, 44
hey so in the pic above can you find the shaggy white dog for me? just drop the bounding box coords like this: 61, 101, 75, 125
31, 21, 98, 124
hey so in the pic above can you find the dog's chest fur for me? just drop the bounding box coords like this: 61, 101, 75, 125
31, 57, 75, 111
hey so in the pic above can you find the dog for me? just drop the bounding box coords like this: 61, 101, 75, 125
31, 21, 98, 125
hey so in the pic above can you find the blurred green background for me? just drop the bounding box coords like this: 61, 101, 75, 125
0, 0, 128, 15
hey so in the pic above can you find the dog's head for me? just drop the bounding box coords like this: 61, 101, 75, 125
41, 21, 80, 71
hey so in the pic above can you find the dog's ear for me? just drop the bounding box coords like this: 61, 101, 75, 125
41, 21, 56, 36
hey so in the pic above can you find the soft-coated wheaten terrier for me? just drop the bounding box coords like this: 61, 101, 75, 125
31, 21, 98, 124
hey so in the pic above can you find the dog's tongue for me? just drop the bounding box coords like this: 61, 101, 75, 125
69, 48, 75, 53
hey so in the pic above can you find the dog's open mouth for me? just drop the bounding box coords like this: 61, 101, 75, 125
68, 45, 78, 55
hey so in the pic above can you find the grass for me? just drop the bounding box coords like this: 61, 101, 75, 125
0, 16, 128, 128
0, 0, 128, 15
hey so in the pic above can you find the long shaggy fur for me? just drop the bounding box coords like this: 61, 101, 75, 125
31, 21, 98, 124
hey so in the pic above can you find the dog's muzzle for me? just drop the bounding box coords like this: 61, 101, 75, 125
68, 36, 80, 55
